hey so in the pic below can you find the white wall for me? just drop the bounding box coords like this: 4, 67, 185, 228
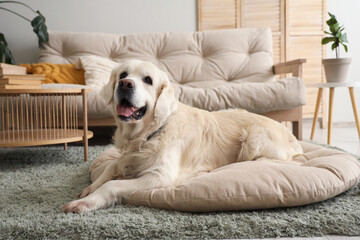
0, 0, 197, 63
327, 0, 360, 122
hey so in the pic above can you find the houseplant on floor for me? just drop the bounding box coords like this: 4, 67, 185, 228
0, 1, 49, 64
321, 12, 351, 83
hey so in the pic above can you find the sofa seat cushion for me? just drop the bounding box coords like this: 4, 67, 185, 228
42, 75, 305, 117
91, 142, 360, 212
174, 77, 306, 113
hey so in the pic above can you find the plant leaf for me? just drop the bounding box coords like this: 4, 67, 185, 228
0, 33, 15, 64
340, 33, 348, 43
326, 12, 338, 27
328, 12, 336, 19
326, 13, 337, 26
331, 42, 338, 51
0, 41, 4, 63
330, 22, 340, 34
324, 31, 333, 36
4, 44, 15, 64
0, 41, 15, 64
0, 32, 7, 45
31, 11, 49, 47
341, 42, 348, 52
322, 37, 336, 45
336, 31, 342, 38
326, 18, 337, 26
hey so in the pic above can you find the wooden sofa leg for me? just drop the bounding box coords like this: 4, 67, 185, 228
292, 120, 303, 140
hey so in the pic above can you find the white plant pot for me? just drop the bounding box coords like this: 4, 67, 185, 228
322, 58, 351, 83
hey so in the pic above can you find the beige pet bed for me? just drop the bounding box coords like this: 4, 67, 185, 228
91, 142, 360, 212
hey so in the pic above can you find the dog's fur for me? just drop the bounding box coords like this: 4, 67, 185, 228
63, 60, 303, 213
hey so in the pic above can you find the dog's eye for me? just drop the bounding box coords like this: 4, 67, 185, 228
143, 76, 152, 85
120, 72, 128, 79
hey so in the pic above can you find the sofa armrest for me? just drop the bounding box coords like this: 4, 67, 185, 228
273, 59, 307, 78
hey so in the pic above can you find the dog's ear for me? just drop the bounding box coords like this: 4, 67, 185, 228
101, 69, 117, 105
154, 71, 177, 122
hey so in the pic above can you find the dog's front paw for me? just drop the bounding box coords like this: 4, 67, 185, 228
63, 199, 96, 214
78, 185, 94, 199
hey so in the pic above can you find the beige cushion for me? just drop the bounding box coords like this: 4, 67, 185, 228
39, 28, 306, 113
41, 75, 305, 117
75, 55, 119, 88
91, 142, 360, 212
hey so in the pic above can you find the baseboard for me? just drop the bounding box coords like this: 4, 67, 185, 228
303, 118, 356, 128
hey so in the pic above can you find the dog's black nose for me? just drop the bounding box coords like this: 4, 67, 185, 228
119, 79, 135, 89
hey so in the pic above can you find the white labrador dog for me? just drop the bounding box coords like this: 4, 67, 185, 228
63, 60, 303, 213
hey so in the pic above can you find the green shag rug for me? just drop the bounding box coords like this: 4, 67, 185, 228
0, 143, 359, 240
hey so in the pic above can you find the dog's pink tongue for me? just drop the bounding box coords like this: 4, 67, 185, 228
117, 104, 136, 117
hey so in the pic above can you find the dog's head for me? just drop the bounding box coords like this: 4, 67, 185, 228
102, 60, 177, 124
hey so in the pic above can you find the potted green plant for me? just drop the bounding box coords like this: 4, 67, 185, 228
0, 1, 49, 64
321, 12, 351, 83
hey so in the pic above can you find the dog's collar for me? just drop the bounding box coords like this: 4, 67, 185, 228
146, 124, 165, 141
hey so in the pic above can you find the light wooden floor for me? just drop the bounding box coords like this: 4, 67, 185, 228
243, 119, 360, 240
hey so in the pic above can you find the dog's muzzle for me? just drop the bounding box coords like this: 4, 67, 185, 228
116, 79, 147, 122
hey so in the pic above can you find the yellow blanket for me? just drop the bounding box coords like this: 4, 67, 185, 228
20, 63, 85, 85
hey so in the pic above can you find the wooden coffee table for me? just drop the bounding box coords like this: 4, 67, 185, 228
0, 88, 93, 161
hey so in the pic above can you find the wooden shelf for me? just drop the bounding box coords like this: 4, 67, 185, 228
0, 89, 91, 94
0, 129, 93, 147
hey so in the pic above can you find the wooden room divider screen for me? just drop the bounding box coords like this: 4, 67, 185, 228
197, 0, 327, 122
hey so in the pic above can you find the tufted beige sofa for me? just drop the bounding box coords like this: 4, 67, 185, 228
39, 28, 306, 139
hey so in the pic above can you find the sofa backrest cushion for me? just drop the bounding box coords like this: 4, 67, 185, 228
39, 28, 275, 88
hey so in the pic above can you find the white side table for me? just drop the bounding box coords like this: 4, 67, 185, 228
309, 82, 360, 144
